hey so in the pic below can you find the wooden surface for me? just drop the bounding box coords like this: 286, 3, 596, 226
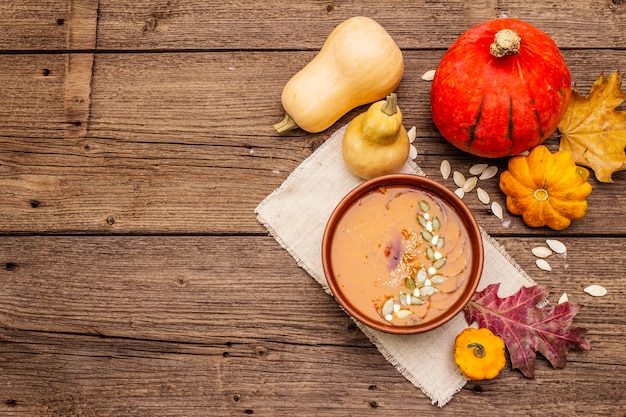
1, 1, 625, 415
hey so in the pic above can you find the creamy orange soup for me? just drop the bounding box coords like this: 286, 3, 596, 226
330, 185, 474, 327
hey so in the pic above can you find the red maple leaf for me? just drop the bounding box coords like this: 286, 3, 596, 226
464, 284, 591, 378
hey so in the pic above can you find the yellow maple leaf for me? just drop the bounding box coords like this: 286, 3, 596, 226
558, 71, 626, 183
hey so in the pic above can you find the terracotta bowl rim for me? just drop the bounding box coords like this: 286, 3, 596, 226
321, 173, 484, 335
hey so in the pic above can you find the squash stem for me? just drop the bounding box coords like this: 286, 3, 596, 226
490, 29, 521, 57
381, 93, 398, 116
273, 113, 299, 133
467, 342, 486, 358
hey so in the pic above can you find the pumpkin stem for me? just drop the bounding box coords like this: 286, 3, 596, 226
273, 113, 299, 133
490, 29, 521, 57
467, 342, 486, 358
380, 93, 398, 117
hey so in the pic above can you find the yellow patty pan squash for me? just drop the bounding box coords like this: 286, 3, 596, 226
454, 327, 506, 381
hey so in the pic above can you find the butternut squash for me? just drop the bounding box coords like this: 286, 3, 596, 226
274, 16, 404, 134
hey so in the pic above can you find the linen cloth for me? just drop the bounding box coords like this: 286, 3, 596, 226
255, 124, 535, 406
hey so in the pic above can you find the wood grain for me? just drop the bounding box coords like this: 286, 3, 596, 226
0, 236, 624, 415
1, 0, 625, 415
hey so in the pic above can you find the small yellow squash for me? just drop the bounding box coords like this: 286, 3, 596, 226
274, 16, 404, 133
499, 145, 592, 230
341, 93, 409, 179
454, 327, 506, 381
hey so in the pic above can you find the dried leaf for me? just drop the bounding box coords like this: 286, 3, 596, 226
465, 284, 590, 378
558, 72, 626, 183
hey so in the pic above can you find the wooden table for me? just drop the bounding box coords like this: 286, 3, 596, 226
1, 1, 624, 415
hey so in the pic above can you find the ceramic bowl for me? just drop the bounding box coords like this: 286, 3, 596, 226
322, 174, 483, 334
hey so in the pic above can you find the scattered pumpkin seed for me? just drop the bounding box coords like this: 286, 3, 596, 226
409, 145, 418, 159
491, 201, 504, 220
546, 239, 567, 254
535, 258, 552, 271
419, 200, 430, 212
421, 229, 434, 242
584, 285, 607, 297
558, 292, 569, 304
440, 159, 451, 179
399, 292, 409, 306
433, 257, 447, 269
421, 69, 436, 81
476, 187, 490, 204
426, 246, 435, 260
436, 236, 445, 249
479, 166, 498, 180
469, 163, 488, 175
406, 277, 416, 291
462, 176, 478, 192
408, 126, 417, 143
453, 171, 466, 188
454, 188, 465, 199
531, 246, 553, 258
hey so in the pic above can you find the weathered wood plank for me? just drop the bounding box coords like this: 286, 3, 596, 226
1, 1, 625, 51
84, 0, 626, 51
0, 235, 624, 415
1, 50, 624, 235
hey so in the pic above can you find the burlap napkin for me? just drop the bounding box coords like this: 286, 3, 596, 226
255, 124, 535, 406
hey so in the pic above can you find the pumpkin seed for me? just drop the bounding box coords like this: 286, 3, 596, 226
426, 246, 435, 260
406, 277, 416, 291
469, 163, 488, 175
382, 298, 395, 317
411, 296, 425, 305
535, 258, 552, 271
395, 309, 413, 319
531, 246, 553, 258
420, 285, 437, 297
431, 216, 441, 232
440, 159, 451, 179
416, 268, 428, 284
453, 171, 466, 188
436, 236, 445, 249
462, 176, 478, 192
584, 285, 607, 297
476, 187, 490, 204
454, 188, 465, 199
419, 200, 430, 212
431, 274, 446, 284
421, 69, 436, 81
421, 229, 434, 242
433, 257, 447, 269
558, 292, 569, 304
417, 214, 428, 228
479, 166, 498, 180
491, 201, 504, 220
546, 239, 567, 254
408, 126, 417, 143
409, 145, 418, 159
399, 291, 409, 306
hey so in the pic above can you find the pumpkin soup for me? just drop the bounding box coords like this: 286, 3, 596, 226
329, 185, 474, 327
